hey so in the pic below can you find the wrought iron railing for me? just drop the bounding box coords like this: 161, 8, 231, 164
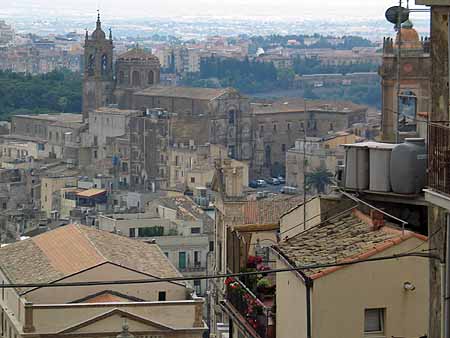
428, 122, 450, 196
225, 278, 274, 338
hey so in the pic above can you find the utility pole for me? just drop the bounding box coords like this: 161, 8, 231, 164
395, 0, 403, 144
303, 99, 307, 230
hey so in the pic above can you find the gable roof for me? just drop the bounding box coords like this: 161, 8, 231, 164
134, 85, 230, 100
58, 308, 175, 334
276, 209, 426, 280
0, 224, 182, 293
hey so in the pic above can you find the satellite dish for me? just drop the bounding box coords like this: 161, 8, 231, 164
385, 6, 409, 25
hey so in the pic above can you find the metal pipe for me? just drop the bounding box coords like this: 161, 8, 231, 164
306, 278, 312, 338
445, 215, 450, 338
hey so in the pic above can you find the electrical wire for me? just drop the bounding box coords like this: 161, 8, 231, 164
0, 252, 438, 289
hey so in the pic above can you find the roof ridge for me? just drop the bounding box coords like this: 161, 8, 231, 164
76, 224, 108, 263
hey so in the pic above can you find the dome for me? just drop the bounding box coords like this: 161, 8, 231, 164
118, 48, 160, 63
395, 19, 422, 49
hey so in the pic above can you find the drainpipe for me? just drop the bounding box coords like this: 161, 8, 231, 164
305, 277, 313, 338
445, 215, 450, 338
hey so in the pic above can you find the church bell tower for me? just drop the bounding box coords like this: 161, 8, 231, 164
82, 13, 114, 119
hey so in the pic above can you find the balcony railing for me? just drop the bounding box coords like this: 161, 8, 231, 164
225, 278, 275, 338
428, 122, 450, 196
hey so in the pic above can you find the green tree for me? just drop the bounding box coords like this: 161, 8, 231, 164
305, 168, 334, 194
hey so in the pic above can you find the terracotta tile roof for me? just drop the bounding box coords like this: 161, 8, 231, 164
76, 188, 107, 198
242, 196, 304, 225
0, 224, 182, 293
276, 209, 426, 279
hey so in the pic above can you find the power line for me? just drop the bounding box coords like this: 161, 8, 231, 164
0, 251, 438, 289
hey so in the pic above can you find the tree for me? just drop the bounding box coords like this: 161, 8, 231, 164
305, 168, 334, 194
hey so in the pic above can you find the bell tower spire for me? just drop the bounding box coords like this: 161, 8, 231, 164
82, 12, 115, 119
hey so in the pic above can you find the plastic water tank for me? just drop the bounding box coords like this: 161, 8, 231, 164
390, 138, 427, 194
344, 143, 370, 190
369, 143, 396, 192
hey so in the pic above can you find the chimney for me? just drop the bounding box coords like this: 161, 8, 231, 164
370, 210, 384, 230
352, 208, 384, 230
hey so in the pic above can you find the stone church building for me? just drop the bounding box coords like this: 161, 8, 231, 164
82, 15, 367, 183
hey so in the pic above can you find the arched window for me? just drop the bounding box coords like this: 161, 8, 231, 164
148, 70, 154, 85
119, 71, 125, 84
101, 54, 108, 75
265, 145, 271, 167
399, 90, 417, 132
88, 54, 95, 76
228, 109, 235, 125
132, 71, 141, 87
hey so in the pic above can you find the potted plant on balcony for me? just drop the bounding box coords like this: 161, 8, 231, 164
256, 278, 271, 294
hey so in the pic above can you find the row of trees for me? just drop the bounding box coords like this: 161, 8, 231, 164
293, 56, 379, 75
0, 69, 82, 119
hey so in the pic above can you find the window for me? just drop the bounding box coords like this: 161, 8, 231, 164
287, 123, 291, 130
209, 241, 214, 252
129, 228, 136, 237
190, 177, 195, 183
93, 150, 98, 159
273, 124, 277, 132
179, 252, 186, 270
194, 279, 201, 294
191, 227, 201, 234
164, 252, 169, 257
364, 308, 384, 334
228, 109, 235, 125
194, 251, 201, 266
260, 125, 264, 136
282, 144, 286, 152
158, 291, 166, 301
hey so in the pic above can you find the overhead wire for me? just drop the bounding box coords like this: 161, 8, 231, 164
0, 251, 439, 289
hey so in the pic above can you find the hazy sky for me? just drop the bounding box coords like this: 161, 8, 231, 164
4, 0, 428, 19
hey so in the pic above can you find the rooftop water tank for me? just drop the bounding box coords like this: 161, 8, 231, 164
369, 143, 396, 192
344, 143, 370, 190
390, 138, 427, 194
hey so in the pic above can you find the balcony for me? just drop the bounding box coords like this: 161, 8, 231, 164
425, 122, 450, 210
428, 122, 450, 195
223, 277, 275, 338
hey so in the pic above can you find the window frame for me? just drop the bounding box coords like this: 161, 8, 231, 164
364, 308, 385, 335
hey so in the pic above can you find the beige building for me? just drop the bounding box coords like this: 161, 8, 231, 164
275, 206, 429, 338
0, 224, 206, 338
169, 143, 249, 191
40, 176, 78, 218
286, 132, 360, 191
99, 195, 213, 295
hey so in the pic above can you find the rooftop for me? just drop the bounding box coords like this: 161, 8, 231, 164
276, 209, 426, 279
13, 113, 83, 123
92, 107, 141, 116
76, 188, 107, 198
251, 98, 367, 115
0, 224, 181, 293
157, 196, 214, 232
135, 85, 230, 100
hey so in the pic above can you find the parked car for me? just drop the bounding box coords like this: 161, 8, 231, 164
277, 176, 286, 184
267, 177, 281, 185
280, 186, 298, 195
256, 179, 267, 187
249, 180, 259, 188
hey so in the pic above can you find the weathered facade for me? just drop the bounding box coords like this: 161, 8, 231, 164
252, 99, 367, 177
379, 20, 431, 142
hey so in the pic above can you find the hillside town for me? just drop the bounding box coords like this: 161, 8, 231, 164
0, 0, 448, 338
